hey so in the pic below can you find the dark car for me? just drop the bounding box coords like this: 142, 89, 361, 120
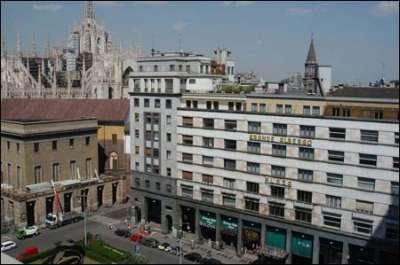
114, 229, 131, 238
184, 252, 202, 262
199, 257, 223, 264
140, 237, 159, 248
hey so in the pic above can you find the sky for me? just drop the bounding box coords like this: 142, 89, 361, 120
1, 1, 399, 85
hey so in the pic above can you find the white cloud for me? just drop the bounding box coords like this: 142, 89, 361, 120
287, 7, 326, 16
222, 1, 255, 7
372, 1, 399, 16
172, 22, 187, 33
33, 3, 63, 11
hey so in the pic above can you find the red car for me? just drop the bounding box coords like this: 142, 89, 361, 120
16, 246, 39, 261
130, 233, 143, 242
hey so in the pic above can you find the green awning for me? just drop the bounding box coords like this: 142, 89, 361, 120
266, 226, 286, 250
291, 233, 313, 258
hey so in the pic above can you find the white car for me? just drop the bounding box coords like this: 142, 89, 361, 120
25, 226, 39, 236
1, 241, 17, 252
158, 243, 172, 252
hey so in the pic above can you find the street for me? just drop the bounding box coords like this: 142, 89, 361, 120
2, 218, 193, 264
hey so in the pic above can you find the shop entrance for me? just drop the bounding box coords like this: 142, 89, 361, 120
291, 232, 313, 264
266, 226, 286, 250
349, 244, 374, 264
97, 186, 104, 208
146, 197, 161, 224
242, 220, 261, 250
134, 206, 141, 224
181, 206, 196, 233
45, 196, 54, 215
221, 215, 238, 248
199, 210, 216, 241
319, 238, 343, 264
26, 201, 36, 226
166, 215, 173, 233
112, 183, 118, 205
64, 193, 72, 213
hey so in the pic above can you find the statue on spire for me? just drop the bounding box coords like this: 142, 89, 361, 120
84, 1, 95, 20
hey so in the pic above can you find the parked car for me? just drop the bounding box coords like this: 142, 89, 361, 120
199, 257, 223, 264
16, 246, 39, 261
15, 226, 39, 239
158, 242, 172, 252
140, 237, 159, 248
1, 241, 17, 252
184, 252, 202, 262
114, 229, 131, 238
130, 233, 143, 242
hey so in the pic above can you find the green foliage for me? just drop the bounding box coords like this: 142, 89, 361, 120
219, 84, 255, 94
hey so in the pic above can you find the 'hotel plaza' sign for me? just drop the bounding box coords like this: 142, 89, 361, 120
249, 134, 312, 146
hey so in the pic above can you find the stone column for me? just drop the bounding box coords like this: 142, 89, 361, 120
285, 229, 292, 264
341, 241, 349, 264
216, 213, 221, 244
261, 223, 266, 248
312, 235, 320, 264
237, 218, 243, 256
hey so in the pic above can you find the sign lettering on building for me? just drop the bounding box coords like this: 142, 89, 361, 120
266, 177, 292, 187
249, 134, 312, 146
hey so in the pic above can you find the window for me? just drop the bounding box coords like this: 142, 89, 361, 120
357, 177, 375, 190
193, 101, 198, 108
272, 144, 286, 157
251, 103, 258, 112
182, 116, 193, 127
359, 154, 377, 166
323, 212, 341, 228
203, 137, 214, 148
16, 166, 21, 187
182, 171, 193, 181
300, 125, 315, 138
155, 99, 160, 108
223, 178, 235, 189
271, 165, 285, 177
169, 64, 175, 71
85, 137, 90, 146
329, 128, 346, 139
303, 106, 311, 115
135, 130, 139, 139
299, 147, 314, 160
298, 169, 313, 182
70, 160, 77, 178
144, 98, 150, 107
312, 106, 320, 115
285, 105, 292, 114
206, 101, 212, 110
247, 142, 260, 153
356, 200, 373, 214
328, 150, 345, 162
166, 183, 172, 193
7, 141, 10, 150
271, 186, 284, 198
391, 182, 399, 195
332, 107, 340, 116
245, 197, 259, 212
166, 115, 171, 125
181, 135, 193, 146
276, 104, 283, 114
259, 104, 266, 112
181, 185, 193, 198
69, 138, 74, 148
225, 120, 237, 131
166, 133, 171, 142
52, 140, 57, 150
213, 101, 219, 110
373, 110, 383, 120
189, 79, 196, 84
224, 159, 236, 170
342, 108, 351, 117
135, 146, 140, 155
34, 165, 42, 183
34, 142, 39, 152
166, 99, 172, 109
202, 156, 213, 166
153, 149, 159, 159
134, 113, 139, 122
203, 118, 214, 129
327, 173, 343, 186
112, 134, 117, 145
145, 164, 151, 173
166, 150, 171, 160
222, 193, 236, 207
361, 130, 378, 142
182, 153, 193, 162
185, 65, 190, 73
228, 102, 234, 111
246, 181, 259, 193
248, 121, 261, 133
16, 143, 20, 153
201, 189, 214, 203
52, 163, 60, 181
235, 102, 242, 111
273, 123, 287, 136
145, 180, 150, 188
295, 208, 312, 223
202, 174, 213, 184
134, 98, 140, 107
326, 195, 341, 208
224, 139, 236, 150
269, 203, 285, 217
297, 190, 312, 204
85, 158, 92, 179
139, 65, 143, 72
353, 219, 373, 234
135, 162, 139, 171
186, 100, 192, 108
393, 157, 399, 169
395, 132, 399, 144
167, 168, 171, 177
247, 162, 260, 174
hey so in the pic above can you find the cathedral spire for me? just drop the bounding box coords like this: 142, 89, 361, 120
84, 1, 95, 20
305, 34, 317, 65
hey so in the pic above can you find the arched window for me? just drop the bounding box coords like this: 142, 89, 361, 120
110, 152, 118, 170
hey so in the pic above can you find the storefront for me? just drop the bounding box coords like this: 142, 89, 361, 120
199, 210, 216, 241
291, 232, 313, 264
349, 244, 375, 264
319, 237, 343, 264
221, 215, 238, 248
242, 220, 261, 250
181, 206, 196, 233
265, 226, 286, 250
26, 201, 36, 226
146, 197, 161, 224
